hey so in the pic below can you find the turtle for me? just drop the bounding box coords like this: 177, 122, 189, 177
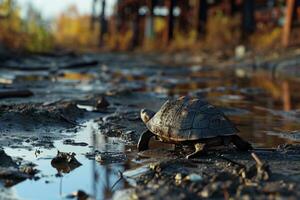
137, 96, 252, 159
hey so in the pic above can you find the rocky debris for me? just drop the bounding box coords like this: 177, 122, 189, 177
250, 153, 271, 181
0, 149, 18, 168
51, 151, 82, 173
97, 109, 143, 144
0, 167, 30, 187
236, 152, 271, 185
0, 101, 84, 130
95, 96, 110, 110
85, 151, 127, 164
66, 190, 93, 200
0, 150, 38, 187
19, 165, 39, 176
63, 139, 88, 147
120, 150, 300, 199
0, 101, 85, 147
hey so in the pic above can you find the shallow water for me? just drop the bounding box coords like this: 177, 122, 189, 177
4, 121, 127, 200
1, 53, 300, 199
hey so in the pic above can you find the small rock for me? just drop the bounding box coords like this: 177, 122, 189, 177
0, 149, 18, 168
19, 166, 38, 176
66, 190, 93, 200
96, 96, 110, 109
184, 173, 203, 182
86, 151, 127, 164
51, 151, 82, 173
63, 139, 88, 146
175, 173, 182, 185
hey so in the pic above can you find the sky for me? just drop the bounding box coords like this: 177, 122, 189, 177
16, 0, 117, 19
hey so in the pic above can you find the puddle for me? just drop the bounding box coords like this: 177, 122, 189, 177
3, 121, 129, 200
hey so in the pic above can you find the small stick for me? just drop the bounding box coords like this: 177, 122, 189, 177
110, 170, 123, 190
0, 89, 33, 98
251, 152, 263, 166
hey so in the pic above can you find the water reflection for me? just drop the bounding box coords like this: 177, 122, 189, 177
144, 67, 300, 147
3, 121, 127, 200
1, 59, 300, 199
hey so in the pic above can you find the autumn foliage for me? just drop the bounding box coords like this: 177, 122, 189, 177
0, 1, 100, 52
54, 5, 99, 50
0, 0, 53, 52
0, 0, 283, 53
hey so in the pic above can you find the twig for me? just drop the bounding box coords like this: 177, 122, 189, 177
110, 170, 123, 190
251, 152, 262, 166
0, 89, 33, 99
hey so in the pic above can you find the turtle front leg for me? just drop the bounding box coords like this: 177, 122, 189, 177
137, 130, 155, 151
186, 143, 207, 159
231, 135, 253, 151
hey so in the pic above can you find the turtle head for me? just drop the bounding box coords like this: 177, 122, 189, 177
140, 109, 155, 124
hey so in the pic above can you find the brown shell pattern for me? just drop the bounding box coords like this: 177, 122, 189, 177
147, 97, 238, 141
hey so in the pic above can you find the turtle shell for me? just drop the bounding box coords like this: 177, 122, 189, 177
146, 97, 238, 142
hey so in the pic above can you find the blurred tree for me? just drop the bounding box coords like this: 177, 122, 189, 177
0, 0, 24, 49
0, 0, 12, 18
0, 0, 53, 52
54, 5, 99, 50
23, 3, 53, 52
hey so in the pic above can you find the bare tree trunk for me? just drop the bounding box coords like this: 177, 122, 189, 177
90, 0, 98, 30
282, 0, 295, 47
130, 3, 140, 50
145, 0, 155, 40
165, 0, 176, 45
99, 0, 106, 47
241, 0, 255, 39
195, 0, 207, 38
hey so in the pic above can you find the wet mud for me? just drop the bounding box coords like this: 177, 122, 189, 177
0, 52, 300, 199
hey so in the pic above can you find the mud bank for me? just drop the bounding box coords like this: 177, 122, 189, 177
0, 52, 299, 199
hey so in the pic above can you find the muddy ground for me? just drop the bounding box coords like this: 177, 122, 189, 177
0, 52, 300, 199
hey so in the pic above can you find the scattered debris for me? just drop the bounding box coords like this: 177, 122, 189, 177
85, 151, 127, 164
0, 150, 38, 187
51, 151, 82, 173
0, 149, 17, 168
66, 190, 93, 200
95, 96, 110, 110
184, 173, 203, 182
250, 152, 271, 181
63, 139, 88, 147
